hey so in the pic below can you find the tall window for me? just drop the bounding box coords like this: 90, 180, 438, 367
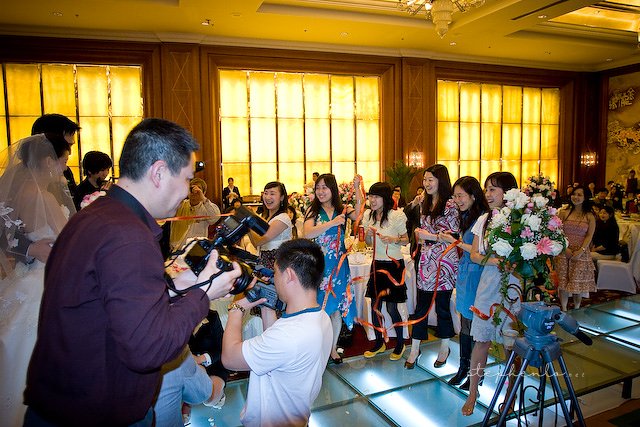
219, 70, 380, 195
436, 80, 560, 186
0, 63, 144, 178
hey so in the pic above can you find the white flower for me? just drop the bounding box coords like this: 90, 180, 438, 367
520, 242, 538, 260
491, 212, 508, 228
492, 238, 514, 257
522, 213, 542, 231
532, 195, 548, 208
505, 188, 529, 209
549, 240, 565, 256
500, 206, 512, 217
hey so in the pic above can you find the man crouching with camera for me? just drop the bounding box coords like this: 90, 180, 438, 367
222, 239, 332, 427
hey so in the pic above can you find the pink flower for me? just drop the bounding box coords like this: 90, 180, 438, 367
547, 215, 562, 231
537, 237, 554, 255
504, 225, 511, 234
520, 227, 534, 238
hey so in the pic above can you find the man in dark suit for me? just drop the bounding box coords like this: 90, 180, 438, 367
222, 177, 241, 209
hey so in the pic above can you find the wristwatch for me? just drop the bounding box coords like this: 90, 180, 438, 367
228, 302, 245, 314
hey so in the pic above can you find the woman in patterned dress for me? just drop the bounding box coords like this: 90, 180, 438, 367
304, 173, 363, 363
555, 185, 596, 311
404, 164, 460, 369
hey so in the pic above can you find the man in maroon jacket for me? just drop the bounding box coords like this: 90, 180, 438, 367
24, 118, 241, 427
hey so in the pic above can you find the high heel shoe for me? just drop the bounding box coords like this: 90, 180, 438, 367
329, 355, 343, 365
404, 350, 421, 369
434, 348, 450, 368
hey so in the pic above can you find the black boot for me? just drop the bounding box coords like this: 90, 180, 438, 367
459, 374, 483, 391
448, 333, 472, 385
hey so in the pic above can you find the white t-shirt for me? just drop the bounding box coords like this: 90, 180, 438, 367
471, 213, 490, 254
361, 209, 408, 260
259, 212, 293, 251
241, 307, 332, 427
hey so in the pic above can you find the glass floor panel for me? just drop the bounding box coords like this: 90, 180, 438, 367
566, 307, 638, 334
370, 380, 488, 426
563, 336, 640, 375
607, 325, 640, 347
555, 351, 623, 393
591, 299, 640, 322
186, 296, 640, 427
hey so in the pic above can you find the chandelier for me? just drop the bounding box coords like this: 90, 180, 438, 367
397, 0, 486, 38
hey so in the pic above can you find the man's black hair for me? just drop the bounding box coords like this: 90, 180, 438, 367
119, 118, 199, 181
32, 113, 80, 136
82, 151, 113, 176
274, 239, 324, 291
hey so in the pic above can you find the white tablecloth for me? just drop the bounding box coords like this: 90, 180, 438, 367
348, 249, 460, 341
617, 216, 640, 253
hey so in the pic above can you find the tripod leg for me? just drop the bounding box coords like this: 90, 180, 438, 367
495, 355, 530, 427
536, 366, 547, 426
541, 352, 586, 427
481, 350, 517, 427
556, 354, 587, 427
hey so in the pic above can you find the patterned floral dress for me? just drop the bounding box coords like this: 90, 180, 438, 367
555, 215, 596, 294
313, 208, 356, 329
416, 198, 460, 291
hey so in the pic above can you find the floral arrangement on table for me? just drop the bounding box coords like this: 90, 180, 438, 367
288, 191, 312, 215
338, 181, 356, 207
80, 191, 106, 209
522, 173, 556, 202
485, 185, 568, 327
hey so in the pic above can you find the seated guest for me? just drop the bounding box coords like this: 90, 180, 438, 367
74, 151, 113, 210
592, 187, 611, 210
222, 239, 332, 427
591, 205, 620, 261
154, 347, 226, 427
170, 178, 221, 251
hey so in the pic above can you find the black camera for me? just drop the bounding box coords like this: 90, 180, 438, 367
183, 206, 285, 311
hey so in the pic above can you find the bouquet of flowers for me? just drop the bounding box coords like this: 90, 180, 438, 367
338, 181, 356, 207
523, 173, 557, 203
80, 191, 106, 209
486, 187, 568, 308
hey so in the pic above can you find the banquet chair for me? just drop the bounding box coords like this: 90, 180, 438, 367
596, 237, 640, 294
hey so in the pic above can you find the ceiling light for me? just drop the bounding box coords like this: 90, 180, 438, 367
52, 11, 63, 17
201, 19, 212, 26
449, 41, 457, 46
397, 0, 485, 38
537, 14, 547, 19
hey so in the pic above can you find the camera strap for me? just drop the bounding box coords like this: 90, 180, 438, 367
164, 271, 226, 297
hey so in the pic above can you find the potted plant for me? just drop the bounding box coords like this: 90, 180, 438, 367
384, 160, 421, 199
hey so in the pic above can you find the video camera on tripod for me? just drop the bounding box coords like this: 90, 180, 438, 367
482, 302, 592, 427
183, 206, 285, 311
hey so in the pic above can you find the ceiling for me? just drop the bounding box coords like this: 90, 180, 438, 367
1, 0, 640, 71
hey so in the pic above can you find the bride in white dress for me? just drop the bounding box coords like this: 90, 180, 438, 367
0, 134, 74, 426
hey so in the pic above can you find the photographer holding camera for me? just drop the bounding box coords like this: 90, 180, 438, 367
24, 119, 241, 427
222, 239, 332, 427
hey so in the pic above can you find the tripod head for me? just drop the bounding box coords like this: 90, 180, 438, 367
520, 302, 592, 348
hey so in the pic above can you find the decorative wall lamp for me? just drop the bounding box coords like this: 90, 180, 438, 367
408, 149, 425, 168
580, 151, 596, 167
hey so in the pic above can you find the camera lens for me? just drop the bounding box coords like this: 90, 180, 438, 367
229, 261, 254, 295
